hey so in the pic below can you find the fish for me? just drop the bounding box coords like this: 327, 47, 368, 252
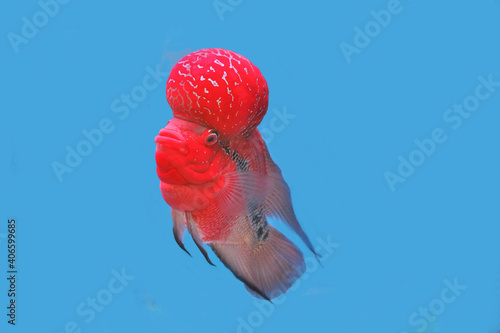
155, 48, 318, 300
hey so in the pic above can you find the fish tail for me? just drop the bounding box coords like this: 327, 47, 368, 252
209, 223, 305, 300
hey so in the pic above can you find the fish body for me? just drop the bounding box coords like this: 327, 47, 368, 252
155, 48, 317, 300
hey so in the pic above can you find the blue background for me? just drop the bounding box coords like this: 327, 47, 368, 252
1, 0, 500, 332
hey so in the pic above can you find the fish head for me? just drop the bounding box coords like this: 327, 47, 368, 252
166, 48, 269, 139
155, 117, 225, 185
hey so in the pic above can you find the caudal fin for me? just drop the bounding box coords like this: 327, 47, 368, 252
209, 225, 305, 300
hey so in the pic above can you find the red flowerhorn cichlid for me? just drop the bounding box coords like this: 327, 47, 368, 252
155, 48, 318, 301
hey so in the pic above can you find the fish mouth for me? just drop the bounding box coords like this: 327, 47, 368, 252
155, 129, 188, 154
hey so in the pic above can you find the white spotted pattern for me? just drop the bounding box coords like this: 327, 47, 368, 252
208, 78, 219, 87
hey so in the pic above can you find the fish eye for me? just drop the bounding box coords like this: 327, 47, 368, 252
203, 129, 219, 145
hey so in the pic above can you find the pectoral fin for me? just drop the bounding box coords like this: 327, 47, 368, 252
213, 171, 271, 216
213, 168, 318, 258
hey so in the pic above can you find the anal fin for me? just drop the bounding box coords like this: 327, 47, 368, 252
209, 224, 305, 300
